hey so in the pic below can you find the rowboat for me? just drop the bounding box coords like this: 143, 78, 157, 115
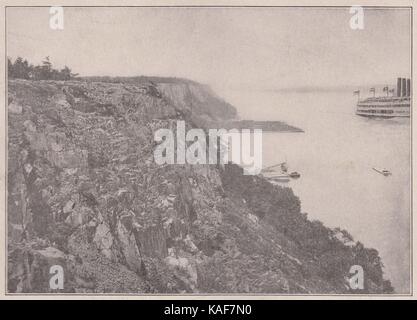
269, 176, 291, 183
372, 167, 391, 176
261, 162, 300, 182
289, 171, 300, 178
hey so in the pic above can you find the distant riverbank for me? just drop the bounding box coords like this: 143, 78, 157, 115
210, 120, 303, 133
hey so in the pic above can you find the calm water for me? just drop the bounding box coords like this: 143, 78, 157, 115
217, 88, 411, 293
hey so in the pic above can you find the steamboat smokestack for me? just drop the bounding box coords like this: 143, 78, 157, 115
402, 78, 407, 97
406, 78, 411, 97
397, 77, 402, 97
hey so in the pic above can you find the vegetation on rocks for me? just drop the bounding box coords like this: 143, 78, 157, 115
7, 77, 393, 294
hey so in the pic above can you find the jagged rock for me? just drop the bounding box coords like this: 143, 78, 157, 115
65, 206, 93, 228
116, 219, 142, 273
37, 246, 66, 260
7, 79, 393, 294
47, 149, 87, 168
8, 223, 24, 242
63, 200, 75, 214
135, 224, 168, 259
93, 222, 114, 260
8, 245, 72, 293
8, 102, 22, 114
247, 213, 259, 225
23, 120, 36, 132
165, 248, 198, 291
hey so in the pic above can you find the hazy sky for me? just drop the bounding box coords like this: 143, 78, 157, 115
7, 7, 411, 89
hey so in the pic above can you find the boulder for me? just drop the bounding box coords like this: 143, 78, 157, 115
8, 103, 23, 114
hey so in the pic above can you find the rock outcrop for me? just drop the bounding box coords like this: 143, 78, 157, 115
7, 78, 393, 294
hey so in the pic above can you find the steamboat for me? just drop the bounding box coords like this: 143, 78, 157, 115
355, 77, 411, 118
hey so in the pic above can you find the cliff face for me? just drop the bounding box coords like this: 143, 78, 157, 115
7, 79, 393, 294
156, 82, 237, 121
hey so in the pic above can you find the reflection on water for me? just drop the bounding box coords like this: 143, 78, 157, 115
218, 88, 411, 293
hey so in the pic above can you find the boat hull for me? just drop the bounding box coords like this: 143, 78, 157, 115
356, 113, 397, 119
356, 97, 410, 118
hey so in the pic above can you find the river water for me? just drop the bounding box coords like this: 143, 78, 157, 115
217, 88, 411, 293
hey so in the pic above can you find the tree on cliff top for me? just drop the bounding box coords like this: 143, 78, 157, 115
8, 56, 78, 80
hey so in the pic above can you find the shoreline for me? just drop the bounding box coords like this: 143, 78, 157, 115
7, 78, 393, 294
210, 119, 304, 133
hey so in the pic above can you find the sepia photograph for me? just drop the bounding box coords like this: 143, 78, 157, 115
3, 3, 413, 297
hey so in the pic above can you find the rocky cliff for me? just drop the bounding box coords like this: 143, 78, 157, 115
7, 78, 393, 294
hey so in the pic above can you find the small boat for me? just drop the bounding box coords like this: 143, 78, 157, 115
372, 167, 391, 176
270, 176, 291, 183
288, 171, 300, 178
262, 161, 288, 173
262, 172, 291, 182
262, 161, 300, 182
